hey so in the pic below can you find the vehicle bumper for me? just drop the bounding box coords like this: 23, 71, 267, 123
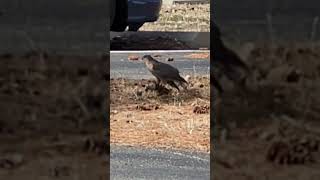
128, 0, 162, 23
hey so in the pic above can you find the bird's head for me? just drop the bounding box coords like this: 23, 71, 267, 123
141, 55, 152, 61
141, 55, 157, 65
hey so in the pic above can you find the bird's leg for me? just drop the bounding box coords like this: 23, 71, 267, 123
154, 78, 161, 89
167, 81, 180, 91
177, 81, 188, 90
183, 81, 189, 90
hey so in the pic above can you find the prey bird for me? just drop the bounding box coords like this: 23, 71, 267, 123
142, 55, 188, 91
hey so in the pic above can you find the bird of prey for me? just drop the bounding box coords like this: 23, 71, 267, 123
142, 55, 188, 91
211, 22, 250, 93
211, 22, 252, 141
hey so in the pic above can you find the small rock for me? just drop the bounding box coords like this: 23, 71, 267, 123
126, 120, 133, 123
193, 105, 209, 114
167, 57, 174, 61
128, 55, 139, 61
0, 153, 24, 169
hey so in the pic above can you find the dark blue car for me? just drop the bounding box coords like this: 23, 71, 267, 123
111, 0, 162, 32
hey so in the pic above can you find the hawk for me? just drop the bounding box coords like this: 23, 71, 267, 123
212, 22, 250, 93
142, 55, 188, 91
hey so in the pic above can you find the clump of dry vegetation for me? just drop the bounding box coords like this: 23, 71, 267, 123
140, 3, 210, 32
110, 76, 210, 152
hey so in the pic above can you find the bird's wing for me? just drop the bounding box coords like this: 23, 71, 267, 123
147, 63, 162, 79
153, 63, 181, 80
212, 47, 250, 82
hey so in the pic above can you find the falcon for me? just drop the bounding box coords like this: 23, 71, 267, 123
142, 55, 188, 91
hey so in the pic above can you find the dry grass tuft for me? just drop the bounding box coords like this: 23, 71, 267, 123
140, 3, 210, 32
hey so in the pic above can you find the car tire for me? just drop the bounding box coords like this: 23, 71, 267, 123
128, 23, 144, 31
111, 0, 128, 32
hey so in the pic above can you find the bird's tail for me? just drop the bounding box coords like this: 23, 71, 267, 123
175, 75, 188, 90
177, 76, 188, 86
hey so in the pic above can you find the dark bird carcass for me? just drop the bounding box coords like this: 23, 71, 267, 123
211, 22, 250, 93
141, 55, 188, 91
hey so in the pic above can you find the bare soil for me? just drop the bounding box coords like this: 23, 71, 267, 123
213, 43, 320, 179
0, 52, 108, 179
110, 76, 210, 153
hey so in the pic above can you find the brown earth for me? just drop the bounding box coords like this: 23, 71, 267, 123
0, 52, 108, 179
213, 43, 320, 179
110, 76, 210, 153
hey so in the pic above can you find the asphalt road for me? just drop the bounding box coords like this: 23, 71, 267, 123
110, 51, 210, 79
110, 146, 210, 180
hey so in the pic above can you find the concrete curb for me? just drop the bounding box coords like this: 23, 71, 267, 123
110, 31, 210, 49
